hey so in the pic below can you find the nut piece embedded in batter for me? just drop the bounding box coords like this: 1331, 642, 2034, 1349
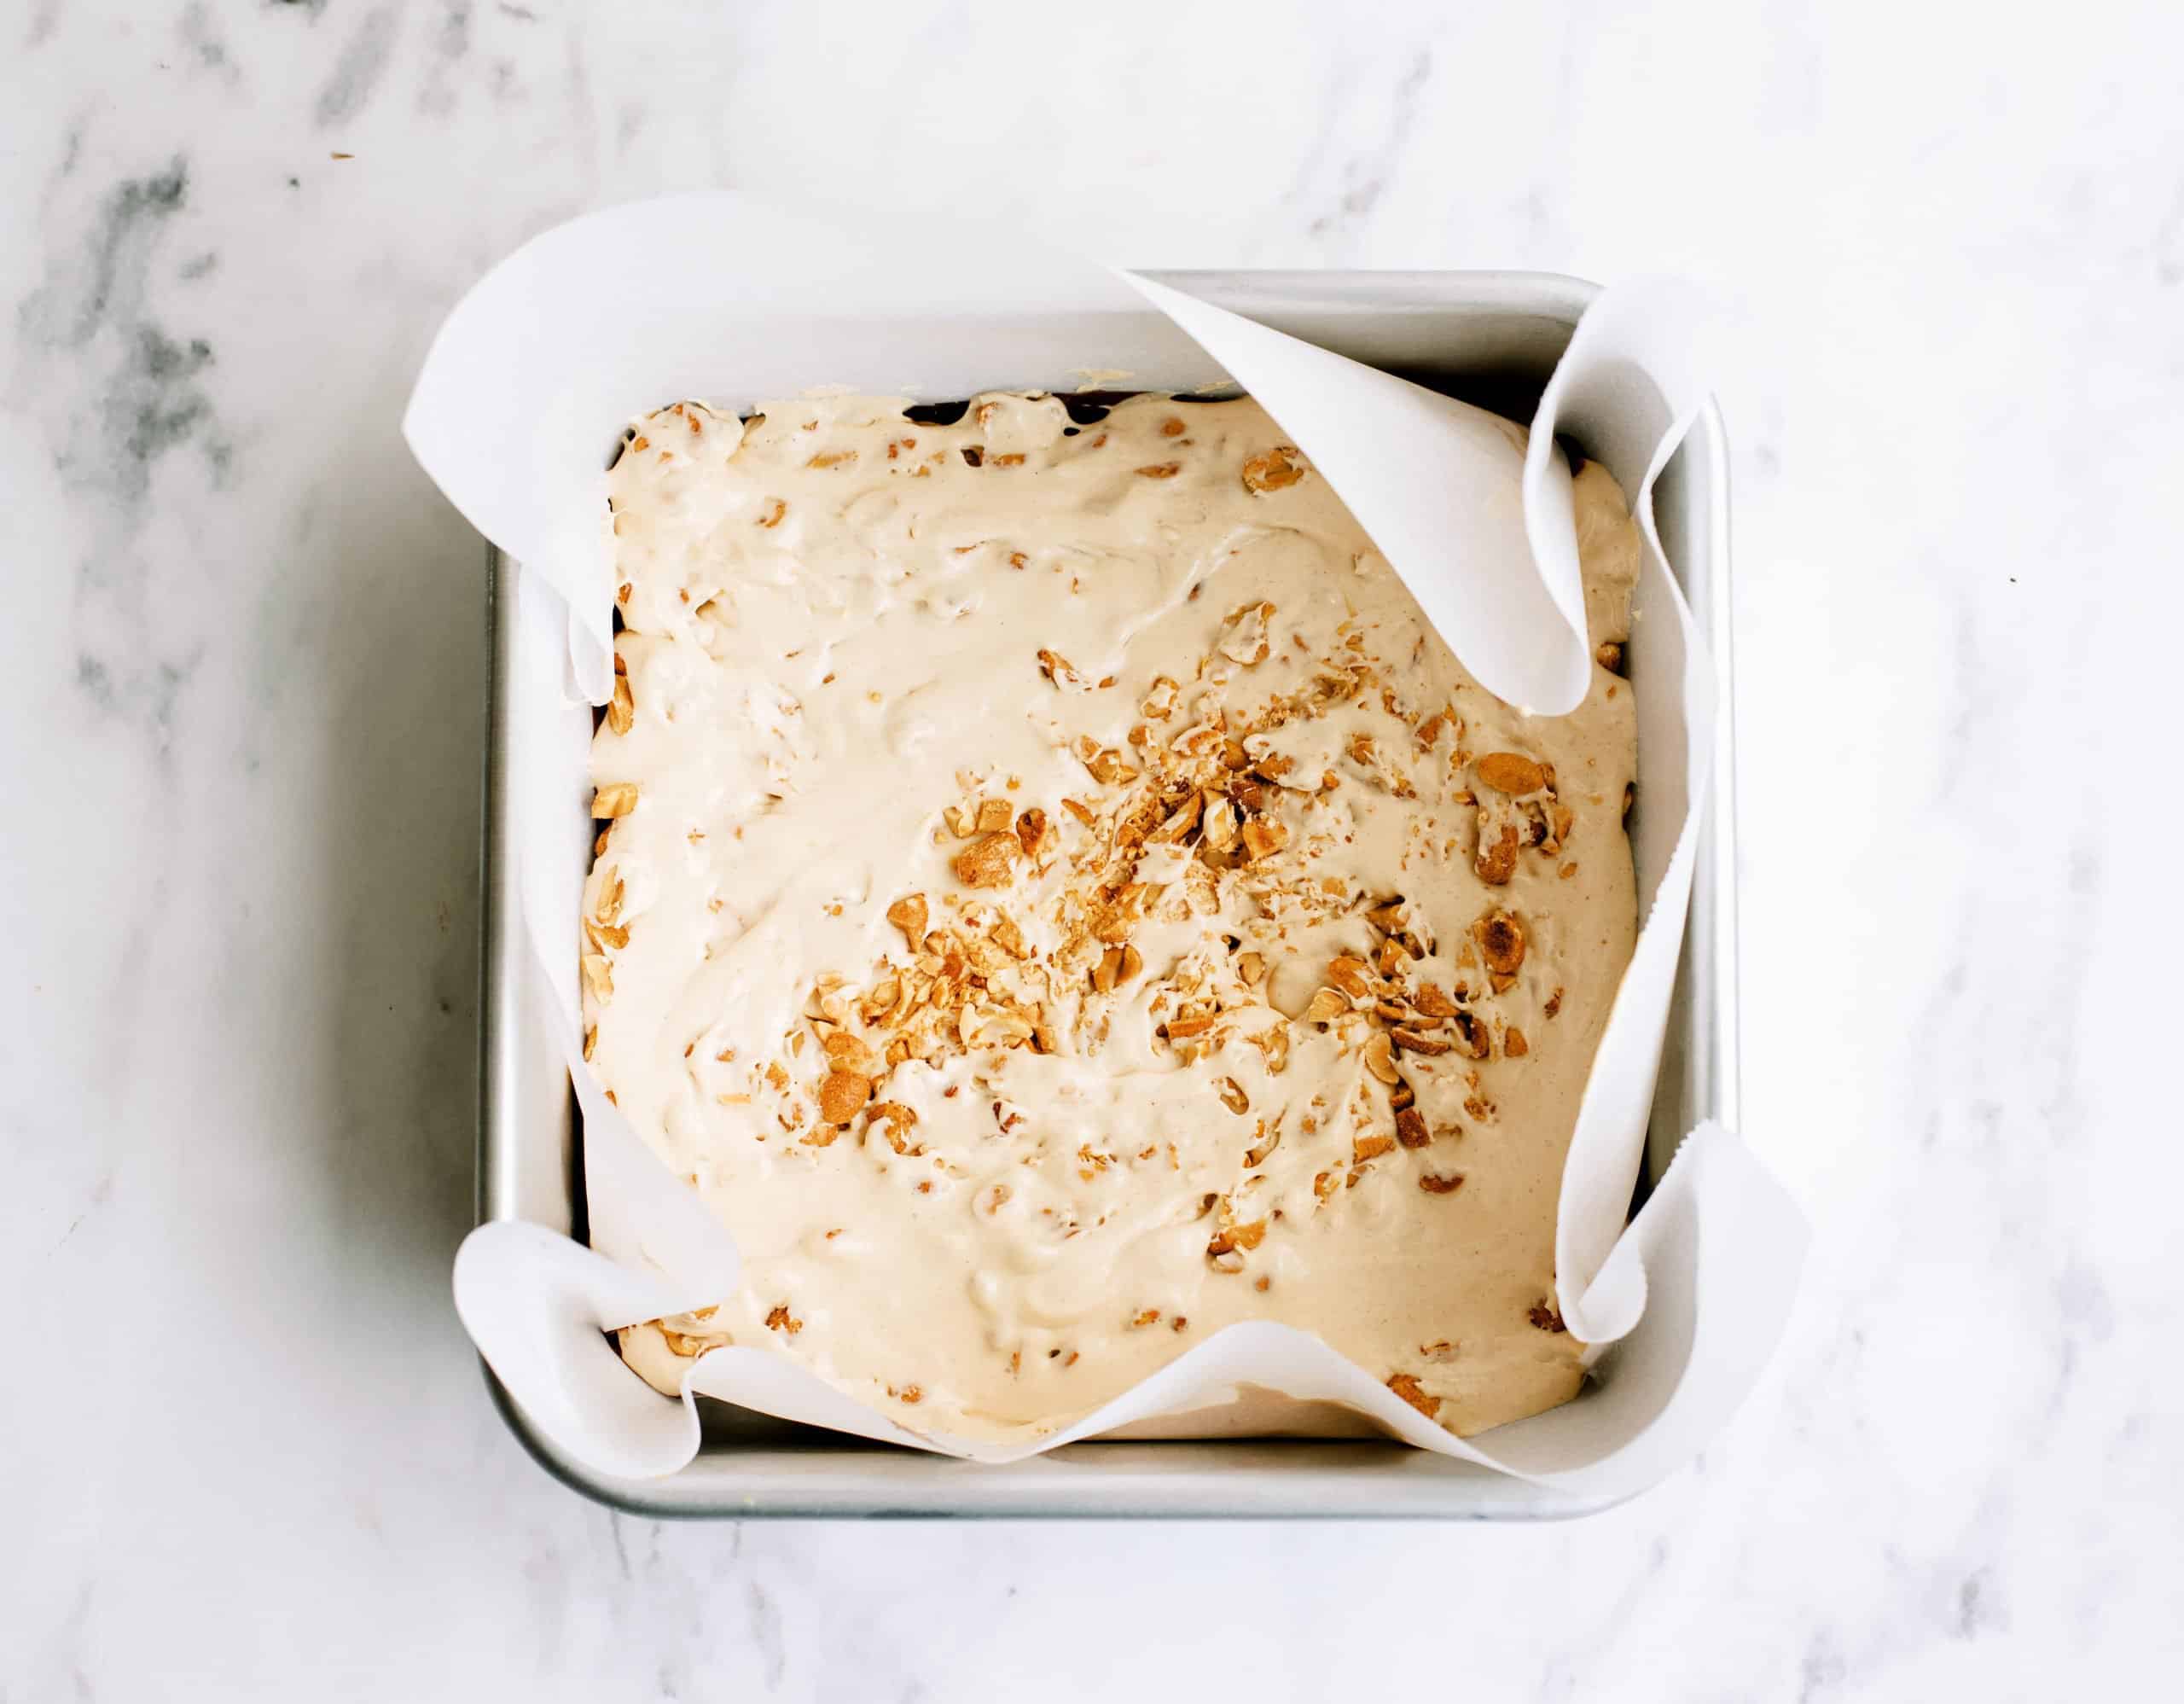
1242, 445, 1307, 493
1475, 752, 1547, 795
952, 832, 1020, 889
818, 1069, 872, 1125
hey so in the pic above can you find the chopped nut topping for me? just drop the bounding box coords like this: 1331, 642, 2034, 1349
868, 1101, 921, 1154
1082, 747, 1139, 787
591, 782, 638, 819
1325, 955, 1373, 998
1135, 461, 1182, 479
1385, 1372, 1441, 1419
1474, 823, 1520, 886
1303, 987, 1350, 1024
1015, 807, 1053, 858
1395, 1108, 1431, 1149
886, 893, 928, 945
1037, 648, 1089, 691
1476, 752, 1548, 795
1206, 1215, 1268, 1258
1418, 1173, 1464, 1195
1409, 982, 1457, 1019
817, 1069, 872, 1125
1473, 910, 1526, 983
952, 831, 1021, 889
1241, 445, 1307, 494
1240, 817, 1288, 862
764, 1305, 804, 1335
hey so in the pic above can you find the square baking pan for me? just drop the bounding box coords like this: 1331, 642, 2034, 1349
475, 270, 1737, 1518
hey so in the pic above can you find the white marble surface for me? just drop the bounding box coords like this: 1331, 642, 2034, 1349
5, 0, 2181, 1695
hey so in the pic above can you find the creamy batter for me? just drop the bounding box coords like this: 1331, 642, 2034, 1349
584, 391, 1641, 1443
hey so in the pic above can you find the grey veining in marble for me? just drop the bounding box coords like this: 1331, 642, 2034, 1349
3, 0, 2181, 1696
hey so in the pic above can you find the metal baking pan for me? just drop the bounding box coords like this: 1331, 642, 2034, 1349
476, 270, 1737, 1518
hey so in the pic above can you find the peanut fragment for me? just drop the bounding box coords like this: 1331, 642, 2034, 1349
1476, 752, 1547, 794
1395, 1108, 1431, 1149
1325, 955, 1373, 999
1239, 817, 1287, 862
886, 893, 927, 945
1091, 943, 1143, 994
1410, 982, 1457, 1019
868, 1101, 921, 1154
1303, 987, 1350, 1024
1083, 747, 1139, 787
1474, 910, 1526, 983
1037, 648, 1089, 690
1474, 823, 1520, 886
952, 832, 1020, 889
1015, 807, 1053, 858
1418, 1172, 1465, 1195
606, 673, 635, 736
1241, 446, 1306, 493
1206, 1218, 1268, 1257
817, 1069, 871, 1125
1386, 1372, 1442, 1419
591, 782, 638, 819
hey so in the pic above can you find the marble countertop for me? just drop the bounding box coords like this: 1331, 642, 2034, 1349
6, 2, 2179, 1696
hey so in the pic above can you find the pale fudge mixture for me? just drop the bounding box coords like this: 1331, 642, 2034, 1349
582, 390, 1641, 1444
